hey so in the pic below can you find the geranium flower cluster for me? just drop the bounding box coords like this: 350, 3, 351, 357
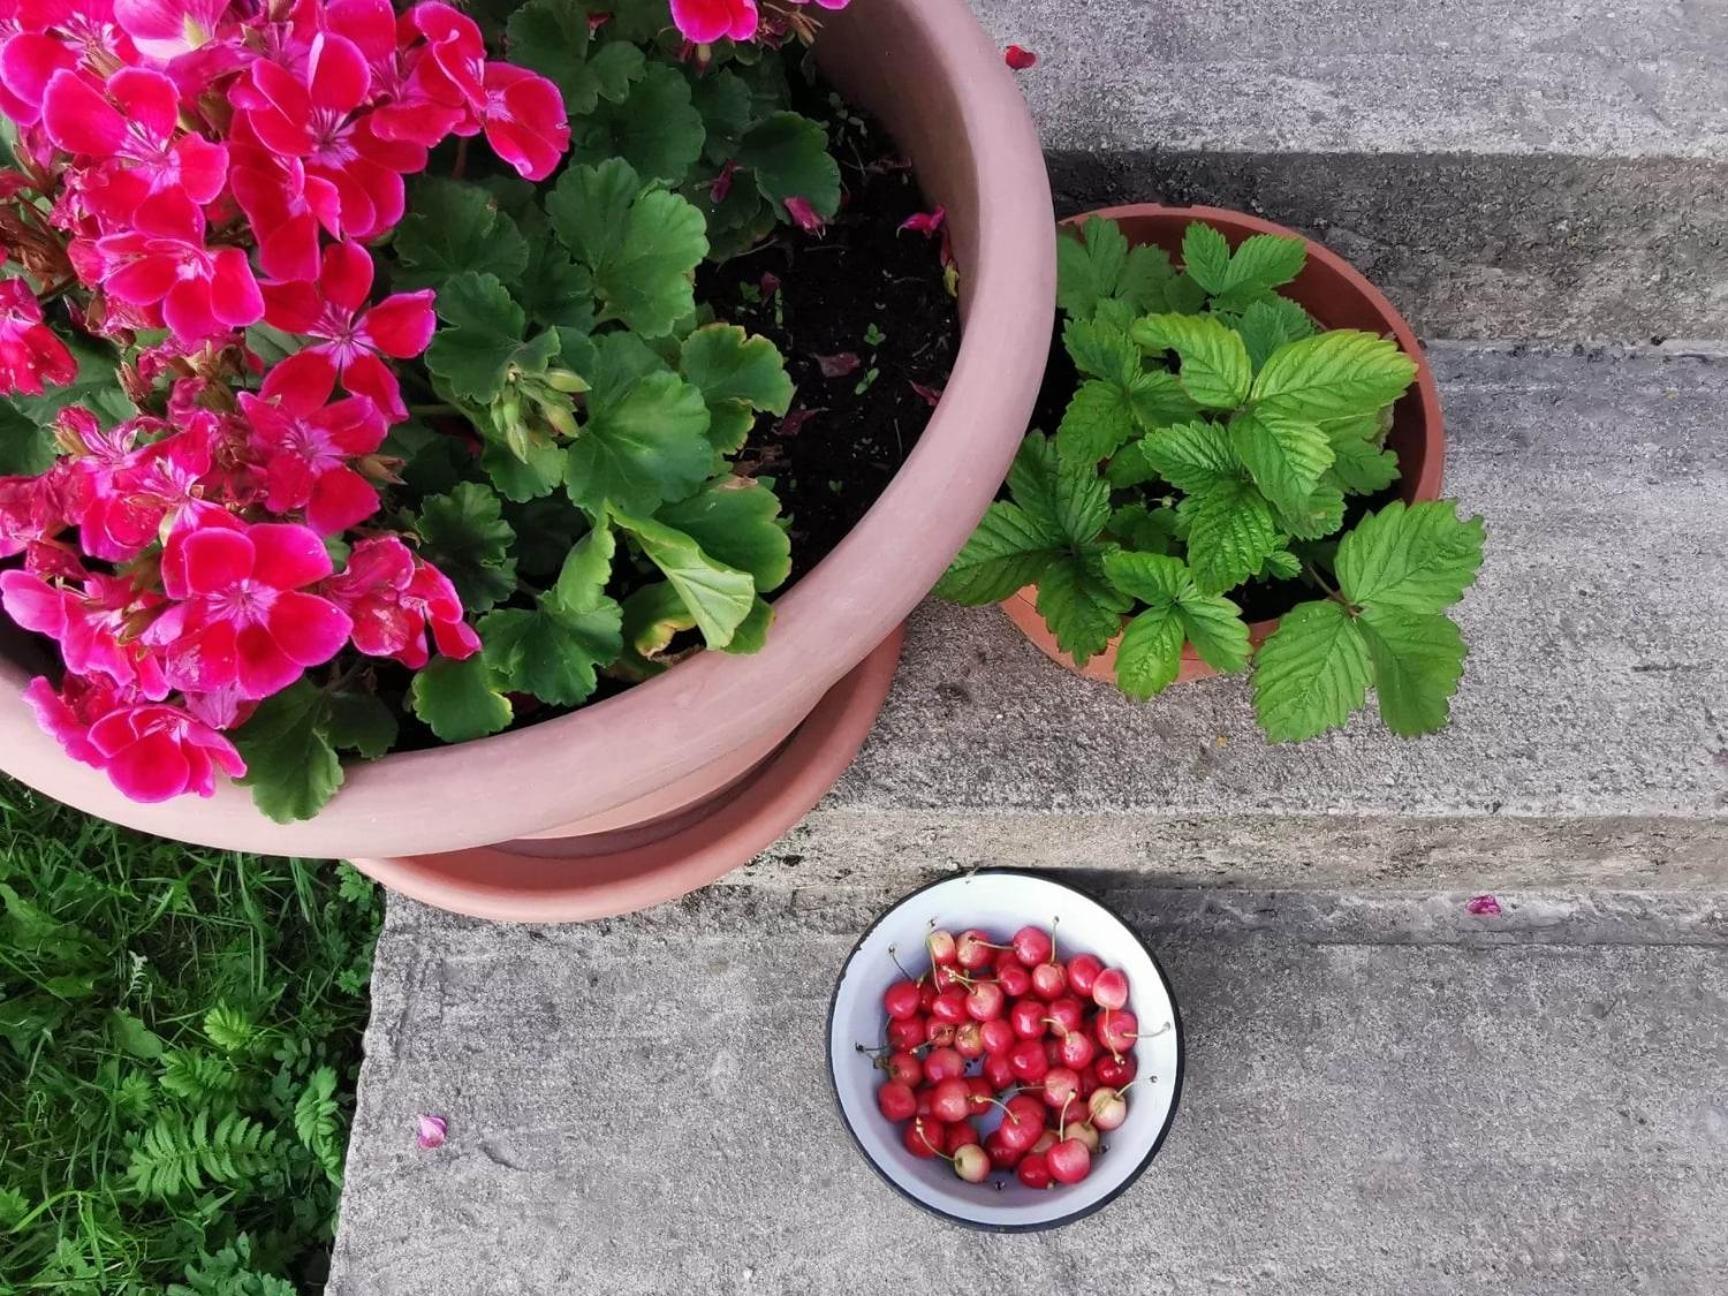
0, 0, 567, 803
670, 0, 850, 48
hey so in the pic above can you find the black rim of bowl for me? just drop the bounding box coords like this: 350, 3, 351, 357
824, 867, 1186, 1232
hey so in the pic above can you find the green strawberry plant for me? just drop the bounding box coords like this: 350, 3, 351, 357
938, 217, 1486, 740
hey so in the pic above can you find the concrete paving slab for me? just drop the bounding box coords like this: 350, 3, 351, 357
743, 344, 1728, 892
330, 885, 1728, 1295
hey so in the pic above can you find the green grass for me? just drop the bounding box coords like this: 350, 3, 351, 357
0, 779, 381, 1294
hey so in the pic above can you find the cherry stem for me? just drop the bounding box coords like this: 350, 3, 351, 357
886, 944, 917, 982
913, 1120, 950, 1160
977, 1096, 1022, 1124
1042, 1018, 1072, 1039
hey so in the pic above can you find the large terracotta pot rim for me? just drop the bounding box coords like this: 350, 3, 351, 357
1006, 203, 1445, 687
0, 0, 1058, 858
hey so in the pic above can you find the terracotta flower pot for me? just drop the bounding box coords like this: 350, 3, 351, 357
0, 0, 1056, 921
1003, 204, 1445, 689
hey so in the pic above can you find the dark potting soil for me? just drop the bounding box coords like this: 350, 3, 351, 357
1028, 321, 1398, 625
700, 139, 958, 588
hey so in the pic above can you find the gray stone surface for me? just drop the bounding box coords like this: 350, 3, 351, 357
331, 885, 1728, 1295
965, 0, 1728, 339
743, 344, 1728, 891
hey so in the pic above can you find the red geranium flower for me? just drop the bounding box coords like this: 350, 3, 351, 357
0, 278, 76, 396
237, 383, 389, 535
321, 534, 480, 669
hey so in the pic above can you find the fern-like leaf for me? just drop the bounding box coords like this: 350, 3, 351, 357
160, 1049, 241, 1102
127, 1110, 282, 1200
293, 1066, 345, 1186
204, 1004, 258, 1055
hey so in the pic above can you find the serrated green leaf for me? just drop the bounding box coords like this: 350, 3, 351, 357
1234, 296, 1316, 371
571, 62, 704, 185
482, 436, 567, 502
1220, 233, 1306, 298
738, 111, 840, 219
1034, 550, 1131, 666
1106, 501, 1179, 554
414, 481, 519, 613
409, 655, 513, 742
1177, 592, 1253, 673
1140, 419, 1236, 494
1274, 478, 1347, 541
325, 691, 398, 760
424, 272, 527, 404
1230, 407, 1334, 511
1104, 437, 1159, 489
1063, 314, 1139, 385
233, 682, 342, 823
1181, 475, 1281, 594
480, 594, 622, 707
1327, 419, 1402, 495
1114, 604, 1183, 699
1250, 329, 1417, 419
565, 336, 712, 515
1359, 604, 1467, 736
1099, 548, 1187, 604
1252, 599, 1371, 741
934, 501, 1062, 604
393, 178, 529, 291
612, 510, 755, 648
548, 158, 708, 337
1056, 379, 1138, 464
679, 323, 793, 431
1335, 499, 1485, 613
1131, 313, 1252, 409
1057, 218, 1174, 320
1003, 430, 1107, 547
1102, 549, 1251, 675
1181, 222, 1232, 294
1263, 547, 1303, 580
656, 475, 791, 591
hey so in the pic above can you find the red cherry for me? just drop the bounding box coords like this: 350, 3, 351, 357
945, 1120, 979, 1157
1011, 925, 1053, 968
886, 1050, 923, 1087
983, 1052, 1016, 1091
1048, 1137, 1092, 1184
877, 1081, 916, 1121
980, 1018, 1016, 1056
965, 980, 1006, 1022
1042, 1066, 1081, 1110
919, 980, 939, 1011
1055, 1028, 1096, 1070
1009, 999, 1045, 1039
930, 989, 968, 1025
1008, 1037, 1049, 1083
905, 1118, 943, 1159
985, 1127, 1025, 1170
1092, 967, 1130, 1011
956, 928, 998, 970
924, 1046, 965, 1083
1095, 1052, 1137, 1087
931, 1077, 971, 1123
998, 1095, 1048, 1152
1066, 953, 1103, 997
954, 1020, 985, 1060
1045, 996, 1084, 1035
965, 1075, 996, 1114
1029, 1129, 1058, 1156
1097, 1008, 1138, 1055
995, 961, 1033, 998
1016, 1151, 1052, 1188
924, 1019, 956, 1047
927, 930, 957, 966
888, 1016, 926, 1051
1030, 961, 1068, 1000
914, 1085, 934, 1119
883, 979, 921, 1020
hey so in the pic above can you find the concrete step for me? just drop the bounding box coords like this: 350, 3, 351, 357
965, 0, 1728, 340
330, 884, 1728, 1294
744, 342, 1728, 893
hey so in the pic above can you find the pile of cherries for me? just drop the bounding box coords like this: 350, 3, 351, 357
870, 923, 1144, 1190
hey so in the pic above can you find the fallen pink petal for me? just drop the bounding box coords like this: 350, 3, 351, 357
1005, 44, 1038, 70
416, 1114, 448, 1149
898, 205, 947, 237
776, 408, 822, 437
909, 381, 945, 408
816, 352, 862, 379
1466, 894, 1503, 917
784, 195, 827, 234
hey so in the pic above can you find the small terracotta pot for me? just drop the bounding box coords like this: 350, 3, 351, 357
0, 0, 1057, 920
1004, 204, 1446, 688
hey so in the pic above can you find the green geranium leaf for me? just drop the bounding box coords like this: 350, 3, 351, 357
393, 178, 529, 291
1250, 329, 1417, 419
1034, 549, 1131, 667
409, 656, 513, 743
620, 580, 696, 665
612, 510, 756, 648
482, 437, 567, 503
1180, 222, 1232, 295
656, 476, 791, 591
680, 323, 793, 451
0, 399, 53, 475
1252, 599, 1371, 742
425, 272, 541, 405
414, 481, 519, 613
1131, 313, 1252, 410
693, 69, 754, 163
933, 501, 1062, 605
738, 111, 841, 219
481, 530, 623, 707
506, 0, 644, 114
513, 210, 597, 331
572, 62, 705, 185
565, 334, 712, 515
1006, 430, 1108, 546
1335, 500, 1486, 614
548, 157, 709, 338
233, 682, 342, 824
1230, 407, 1334, 512
325, 691, 398, 761
718, 595, 774, 655
1359, 605, 1468, 736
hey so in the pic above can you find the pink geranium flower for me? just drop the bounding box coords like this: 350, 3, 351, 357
85, 189, 263, 344
480, 64, 569, 182
238, 384, 388, 535
230, 31, 426, 239
670, 0, 759, 44
0, 277, 76, 396
321, 534, 479, 669
76, 420, 227, 561
259, 240, 434, 422
40, 67, 228, 218
113, 0, 229, 59
145, 522, 353, 699
0, 568, 169, 697
227, 136, 339, 283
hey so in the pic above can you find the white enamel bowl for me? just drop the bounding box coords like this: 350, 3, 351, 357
827, 870, 1184, 1230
